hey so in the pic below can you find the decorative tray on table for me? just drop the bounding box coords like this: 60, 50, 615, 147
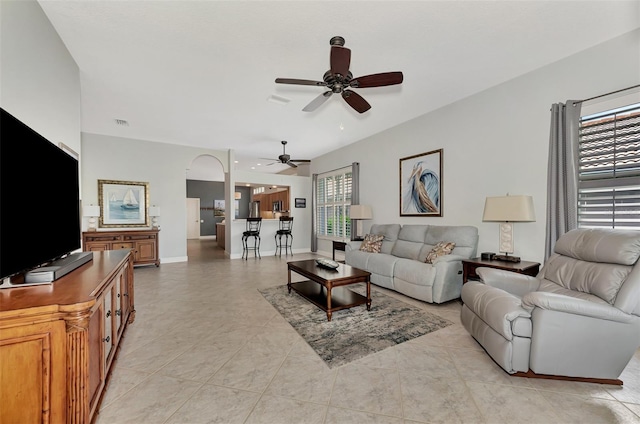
316, 258, 340, 269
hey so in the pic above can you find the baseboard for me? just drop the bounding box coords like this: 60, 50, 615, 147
160, 256, 188, 264
512, 370, 622, 386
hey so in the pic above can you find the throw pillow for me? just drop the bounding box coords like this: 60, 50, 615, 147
425, 241, 456, 264
359, 234, 384, 253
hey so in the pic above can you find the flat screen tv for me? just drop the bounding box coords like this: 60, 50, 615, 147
0, 107, 81, 281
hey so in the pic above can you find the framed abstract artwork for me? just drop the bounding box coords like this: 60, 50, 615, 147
399, 149, 443, 217
98, 180, 149, 227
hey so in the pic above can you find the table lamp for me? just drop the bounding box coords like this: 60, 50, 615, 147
84, 205, 101, 232
350, 205, 373, 241
149, 206, 161, 229
482, 195, 535, 262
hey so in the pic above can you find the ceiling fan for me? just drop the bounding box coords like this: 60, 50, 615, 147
275, 36, 403, 114
262, 140, 311, 168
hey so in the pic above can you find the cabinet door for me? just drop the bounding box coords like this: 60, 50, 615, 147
0, 320, 66, 423
134, 240, 157, 262
88, 303, 104, 412
103, 287, 115, 366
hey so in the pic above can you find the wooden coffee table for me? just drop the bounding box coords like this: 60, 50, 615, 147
287, 259, 371, 321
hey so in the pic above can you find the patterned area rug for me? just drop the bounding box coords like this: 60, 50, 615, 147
259, 284, 452, 368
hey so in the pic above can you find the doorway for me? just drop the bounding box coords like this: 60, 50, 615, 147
186, 197, 200, 239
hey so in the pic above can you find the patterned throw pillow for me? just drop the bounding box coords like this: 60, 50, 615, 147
425, 241, 456, 264
359, 234, 384, 253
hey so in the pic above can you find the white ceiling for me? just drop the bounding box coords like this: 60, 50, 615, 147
38, 1, 640, 176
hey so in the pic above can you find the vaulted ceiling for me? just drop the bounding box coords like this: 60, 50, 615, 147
38, 1, 640, 175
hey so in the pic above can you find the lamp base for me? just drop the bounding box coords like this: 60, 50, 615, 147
494, 254, 521, 263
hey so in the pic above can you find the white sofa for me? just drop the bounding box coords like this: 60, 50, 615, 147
345, 224, 479, 303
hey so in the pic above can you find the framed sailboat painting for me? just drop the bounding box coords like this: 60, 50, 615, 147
98, 180, 150, 227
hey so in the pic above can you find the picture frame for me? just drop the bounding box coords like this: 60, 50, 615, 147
98, 180, 149, 227
214, 199, 225, 216
295, 198, 306, 208
399, 149, 443, 217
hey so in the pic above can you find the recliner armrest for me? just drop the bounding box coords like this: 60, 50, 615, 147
522, 292, 636, 324
477, 268, 541, 298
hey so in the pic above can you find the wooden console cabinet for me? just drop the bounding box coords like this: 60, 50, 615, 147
0, 250, 135, 424
83, 229, 159, 267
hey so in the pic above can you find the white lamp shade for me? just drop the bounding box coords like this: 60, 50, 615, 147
149, 206, 161, 217
83, 205, 101, 217
350, 205, 373, 220
483, 196, 535, 222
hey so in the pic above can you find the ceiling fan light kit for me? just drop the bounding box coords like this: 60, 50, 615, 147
275, 36, 403, 113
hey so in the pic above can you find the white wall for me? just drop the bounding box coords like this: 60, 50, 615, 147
81, 133, 229, 263
311, 29, 640, 264
0, 0, 81, 172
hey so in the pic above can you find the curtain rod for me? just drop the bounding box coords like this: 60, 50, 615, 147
573, 84, 640, 106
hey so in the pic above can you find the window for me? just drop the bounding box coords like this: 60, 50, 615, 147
578, 103, 640, 229
316, 167, 352, 238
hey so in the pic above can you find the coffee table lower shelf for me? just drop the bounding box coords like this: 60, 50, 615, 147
288, 280, 369, 320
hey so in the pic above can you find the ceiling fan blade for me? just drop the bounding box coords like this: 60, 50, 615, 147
350, 71, 404, 88
342, 90, 371, 113
285, 161, 298, 168
289, 159, 311, 163
275, 78, 326, 86
302, 91, 332, 112
330, 46, 351, 77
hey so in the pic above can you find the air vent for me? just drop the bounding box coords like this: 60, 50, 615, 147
267, 95, 291, 105
115, 119, 129, 126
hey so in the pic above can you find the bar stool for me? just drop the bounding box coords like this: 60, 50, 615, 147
242, 217, 262, 259
274, 216, 294, 256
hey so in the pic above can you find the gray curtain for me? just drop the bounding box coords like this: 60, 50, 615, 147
545, 100, 582, 260
311, 173, 318, 252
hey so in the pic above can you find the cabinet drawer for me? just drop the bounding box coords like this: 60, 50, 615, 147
85, 243, 110, 251
113, 243, 134, 250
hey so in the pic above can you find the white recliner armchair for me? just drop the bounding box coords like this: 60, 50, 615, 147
460, 228, 640, 385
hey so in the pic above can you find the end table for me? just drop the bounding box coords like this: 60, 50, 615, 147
462, 257, 540, 283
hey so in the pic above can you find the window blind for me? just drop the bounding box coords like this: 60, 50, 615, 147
578, 104, 640, 229
315, 167, 353, 238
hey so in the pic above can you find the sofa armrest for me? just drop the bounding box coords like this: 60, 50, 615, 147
345, 241, 362, 252
523, 292, 636, 324
431, 254, 466, 264
477, 268, 541, 298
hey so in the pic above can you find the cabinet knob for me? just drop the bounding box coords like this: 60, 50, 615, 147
106, 310, 111, 318
123, 293, 129, 297
117, 293, 121, 298
103, 336, 110, 343
116, 309, 121, 316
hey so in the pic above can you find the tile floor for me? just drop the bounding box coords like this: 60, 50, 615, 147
95, 239, 640, 424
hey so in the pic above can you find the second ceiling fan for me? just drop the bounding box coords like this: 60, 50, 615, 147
275, 36, 403, 114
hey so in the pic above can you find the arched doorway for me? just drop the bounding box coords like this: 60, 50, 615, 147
186, 154, 226, 260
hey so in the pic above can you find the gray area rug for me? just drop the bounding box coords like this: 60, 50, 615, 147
259, 284, 452, 368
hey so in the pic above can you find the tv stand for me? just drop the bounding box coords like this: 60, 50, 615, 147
0, 250, 134, 423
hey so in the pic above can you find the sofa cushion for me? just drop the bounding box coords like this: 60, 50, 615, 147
394, 258, 437, 287
359, 233, 384, 253
422, 225, 478, 260
345, 250, 370, 270
370, 224, 401, 255
425, 241, 456, 264
390, 225, 429, 260
366, 253, 400, 278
